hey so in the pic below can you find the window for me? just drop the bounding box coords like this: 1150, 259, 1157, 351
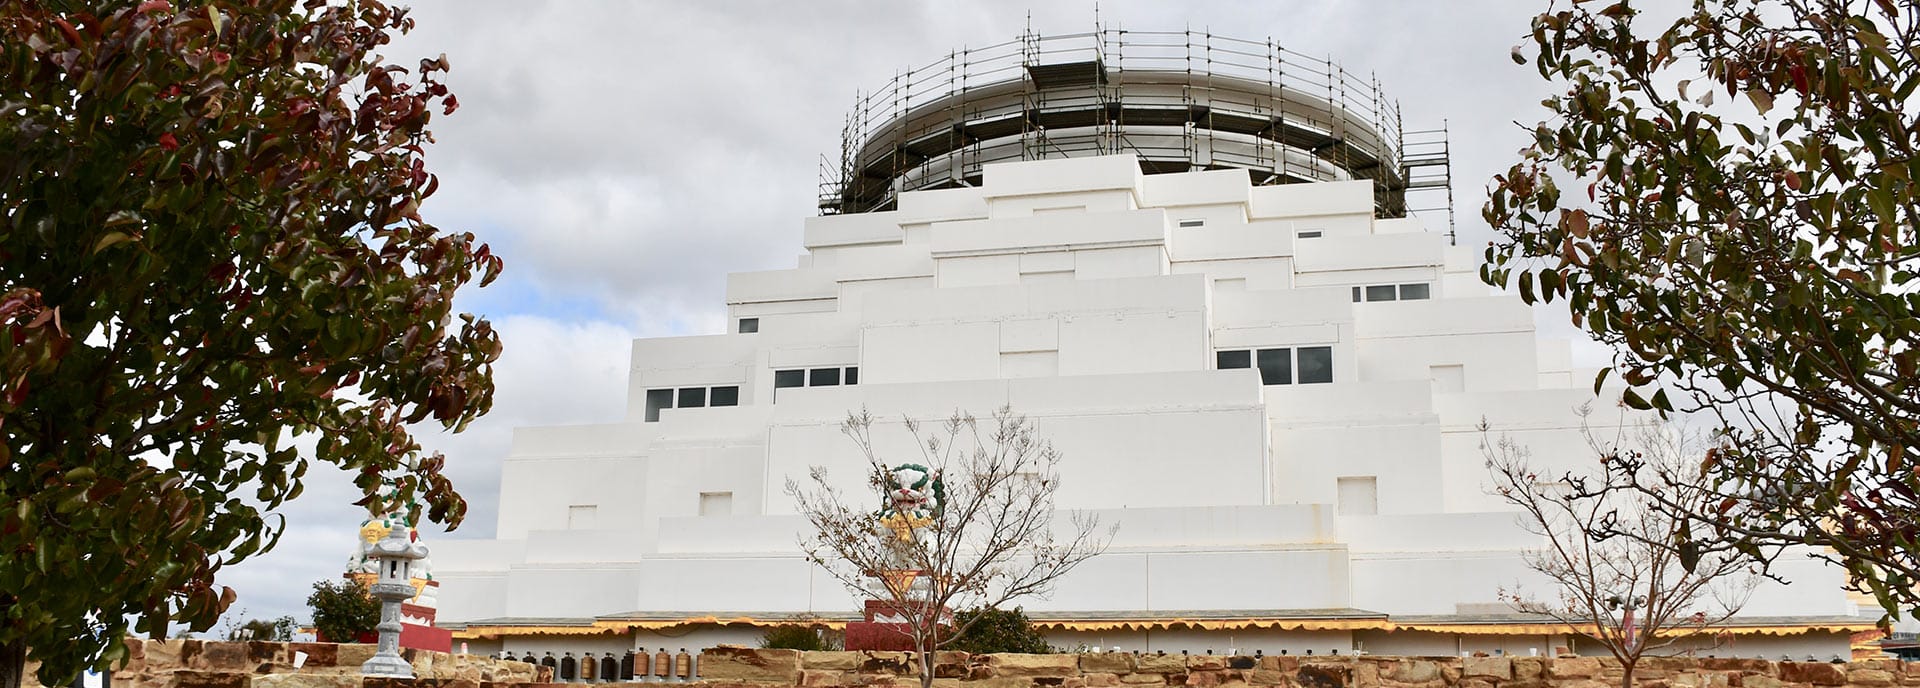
1353, 283, 1434, 302
698, 492, 733, 517
1336, 477, 1378, 516
771, 366, 859, 401
1178, 219, 1206, 228
737, 317, 759, 334
1297, 346, 1333, 384
677, 387, 706, 408
1430, 364, 1464, 394
644, 384, 740, 421
1216, 346, 1334, 385
1297, 230, 1323, 239
645, 389, 673, 422
567, 505, 598, 529
1256, 348, 1293, 385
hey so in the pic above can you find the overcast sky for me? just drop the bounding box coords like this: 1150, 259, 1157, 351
212, 0, 1577, 629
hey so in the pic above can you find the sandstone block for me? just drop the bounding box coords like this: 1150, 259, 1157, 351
145, 640, 189, 672
1702, 659, 1775, 675
1120, 672, 1169, 685
1259, 658, 1299, 673
1082, 654, 1136, 674
1228, 658, 1258, 671
1459, 679, 1496, 688
1513, 658, 1545, 681
1187, 670, 1227, 687
1780, 662, 1846, 686
962, 677, 1038, 688
984, 655, 1080, 679
1853, 670, 1897, 687
802, 670, 846, 687
1297, 663, 1350, 688
700, 647, 804, 683
1188, 656, 1228, 672
334, 645, 376, 670
1085, 673, 1122, 687
1135, 655, 1187, 675
252, 675, 356, 688
857, 652, 916, 675
1349, 662, 1378, 688
165, 670, 249, 688
1387, 661, 1442, 684
1463, 657, 1512, 681
1249, 669, 1291, 686
288, 644, 340, 668
805, 652, 864, 671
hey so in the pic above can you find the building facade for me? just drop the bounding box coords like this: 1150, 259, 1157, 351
432, 153, 1869, 660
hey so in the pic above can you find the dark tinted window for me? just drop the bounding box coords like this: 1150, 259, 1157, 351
677, 387, 706, 408
644, 389, 673, 422
710, 386, 739, 407
844, 367, 859, 385
1398, 283, 1430, 300
1217, 350, 1251, 369
1297, 346, 1333, 384
810, 367, 841, 386
1351, 286, 1363, 302
1365, 285, 1398, 302
738, 318, 759, 334
1298, 230, 1323, 238
773, 370, 805, 388
1256, 348, 1293, 385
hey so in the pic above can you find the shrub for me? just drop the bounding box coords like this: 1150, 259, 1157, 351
307, 579, 380, 644
760, 625, 830, 651
945, 607, 1051, 654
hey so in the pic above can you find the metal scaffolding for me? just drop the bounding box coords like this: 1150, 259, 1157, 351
818, 27, 1450, 227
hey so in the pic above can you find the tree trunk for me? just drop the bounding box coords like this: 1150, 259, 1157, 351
1620, 660, 1635, 688
1, 638, 26, 688
917, 640, 935, 688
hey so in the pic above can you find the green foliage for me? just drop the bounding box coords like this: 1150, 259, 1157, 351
226, 616, 296, 642
945, 607, 1052, 655
0, 1, 500, 685
306, 579, 379, 645
759, 625, 831, 651
1487, 0, 1920, 618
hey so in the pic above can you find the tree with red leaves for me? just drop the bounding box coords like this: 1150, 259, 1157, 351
0, 2, 500, 686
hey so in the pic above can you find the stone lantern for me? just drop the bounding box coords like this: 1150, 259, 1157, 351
361, 523, 428, 678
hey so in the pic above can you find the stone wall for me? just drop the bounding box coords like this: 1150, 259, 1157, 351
21, 638, 545, 688
694, 647, 1917, 688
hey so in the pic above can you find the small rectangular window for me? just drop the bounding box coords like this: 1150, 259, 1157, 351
1298, 346, 1333, 384
710, 385, 740, 407
1351, 286, 1363, 303
1217, 350, 1252, 370
1399, 283, 1431, 300
809, 367, 841, 386
738, 317, 759, 334
844, 367, 859, 385
645, 389, 673, 422
698, 492, 733, 517
568, 505, 598, 529
1297, 230, 1323, 239
1365, 285, 1398, 302
1336, 477, 1378, 516
1178, 219, 1206, 228
677, 387, 707, 408
773, 370, 805, 388
1256, 348, 1293, 385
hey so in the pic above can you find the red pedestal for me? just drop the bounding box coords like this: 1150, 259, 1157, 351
843, 599, 947, 651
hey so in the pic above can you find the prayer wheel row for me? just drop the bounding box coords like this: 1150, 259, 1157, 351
505, 648, 695, 682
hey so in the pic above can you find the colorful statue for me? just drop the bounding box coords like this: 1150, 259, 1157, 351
346, 479, 436, 608
877, 463, 943, 541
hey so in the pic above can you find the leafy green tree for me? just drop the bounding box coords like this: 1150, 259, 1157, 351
945, 607, 1052, 655
0, 2, 500, 687
306, 579, 379, 645
1486, 0, 1919, 618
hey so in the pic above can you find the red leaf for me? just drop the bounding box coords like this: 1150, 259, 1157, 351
136, 1, 172, 13
158, 133, 179, 151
